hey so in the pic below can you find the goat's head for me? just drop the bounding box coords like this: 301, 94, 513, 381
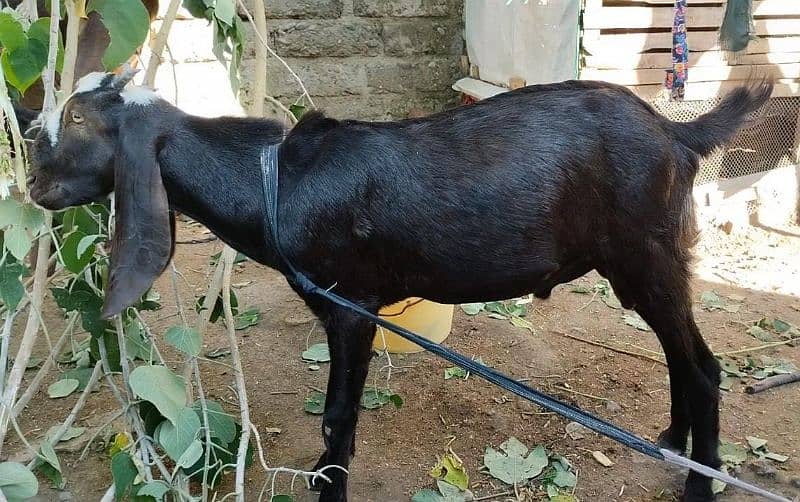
28, 67, 174, 319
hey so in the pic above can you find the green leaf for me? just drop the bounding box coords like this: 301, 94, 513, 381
164, 325, 202, 357
772, 318, 791, 333
234, 307, 260, 330
301, 343, 330, 363
3, 226, 30, 261
483, 438, 548, 485
47, 379, 79, 398
701, 291, 725, 311
746, 325, 774, 342
763, 452, 789, 463
436, 479, 471, 502
0, 262, 28, 310
45, 426, 85, 443
59, 368, 95, 392
0, 13, 26, 51
129, 365, 187, 424
718, 440, 751, 468
746, 436, 768, 452
61, 231, 96, 273
551, 463, 577, 488
459, 303, 485, 315
176, 439, 203, 468
192, 399, 236, 444
360, 388, 402, 410
182, 0, 211, 19
622, 313, 650, 331
156, 407, 201, 462
411, 489, 444, 502
271, 496, 294, 502
430, 453, 469, 491
289, 104, 306, 121
214, 0, 235, 26
27, 18, 64, 73
0, 462, 38, 501
111, 452, 137, 500
87, 0, 150, 69
1, 35, 48, 93
304, 391, 325, 415
38, 441, 60, 473
136, 481, 170, 501
444, 367, 467, 380
125, 320, 153, 361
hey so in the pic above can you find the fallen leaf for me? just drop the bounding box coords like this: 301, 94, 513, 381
763, 452, 789, 463
746, 436, 768, 452
701, 291, 726, 311
718, 375, 736, 391
772, 319, 791, 333
591, 451, 614, 467
746, 326, 774, 342
459, 303, 485, 316
444, 367, 467, 380
482, 437, 548, 485
430, 453, 469, 491
264, 427, 282, 435
304, 391, 325, 415
622, 313, 650, 331
411, 489, 444, 502
719, 441, 748, 466
301, 343, 330, 363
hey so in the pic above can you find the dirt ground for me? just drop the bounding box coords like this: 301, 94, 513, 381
12, 216, 800, 502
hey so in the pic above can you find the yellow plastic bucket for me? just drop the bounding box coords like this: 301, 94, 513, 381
373, 298, 454, 354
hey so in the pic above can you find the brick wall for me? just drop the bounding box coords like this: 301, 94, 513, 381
239, 0, 465, 121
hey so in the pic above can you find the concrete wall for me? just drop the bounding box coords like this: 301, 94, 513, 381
146, 1, 464, 120
239, 0, 465, 120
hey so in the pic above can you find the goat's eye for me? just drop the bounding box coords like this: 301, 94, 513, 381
70, 110, 84, 124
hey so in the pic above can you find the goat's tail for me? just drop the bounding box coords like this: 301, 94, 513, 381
668, 78, 774, 157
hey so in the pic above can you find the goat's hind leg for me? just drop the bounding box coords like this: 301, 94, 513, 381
609, 255, 720, 501
307, 305, 376, 502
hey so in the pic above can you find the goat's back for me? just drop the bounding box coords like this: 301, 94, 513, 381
280, 80, 757, 303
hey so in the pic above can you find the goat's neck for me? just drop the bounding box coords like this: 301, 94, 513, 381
157, 115, 286, 268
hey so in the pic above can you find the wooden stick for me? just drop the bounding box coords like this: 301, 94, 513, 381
144, 0, 182, 87
222, 246, 251, 502
745, 372, 800, 394
552, 330, 667, 366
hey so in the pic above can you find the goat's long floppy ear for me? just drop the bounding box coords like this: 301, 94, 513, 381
101, 123, 174, 318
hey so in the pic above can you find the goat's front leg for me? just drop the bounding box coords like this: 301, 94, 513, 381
310, 306, 375, 502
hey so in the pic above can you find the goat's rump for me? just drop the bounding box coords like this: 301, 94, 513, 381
280, 79, 771, 304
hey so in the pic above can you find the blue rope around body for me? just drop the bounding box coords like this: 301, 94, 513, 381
259, 144, 790, 502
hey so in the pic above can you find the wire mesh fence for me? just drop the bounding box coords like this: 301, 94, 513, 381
650, 96, 800, 185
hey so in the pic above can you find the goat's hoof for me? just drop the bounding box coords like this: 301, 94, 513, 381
656, 427, 688, 455
682, 472, 716, 502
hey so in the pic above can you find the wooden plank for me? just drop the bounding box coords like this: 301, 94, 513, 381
584, 1, 800, 30
584, 51, 800, 70
581, 63, 800, 86
626, 78, 800, 101
583, 31, 800, 55
584, 6, 723, 30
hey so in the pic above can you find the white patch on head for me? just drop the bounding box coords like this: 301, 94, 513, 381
120, 86, 158, 106
44, 102, 66, 146
43, 72, 112, 146
74, 72, 108, 93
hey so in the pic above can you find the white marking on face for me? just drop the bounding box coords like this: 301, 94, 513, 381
324, 426, 332, 437
75, 72, 108, 93
121, 86, 158, 106
43, 72, 111, 146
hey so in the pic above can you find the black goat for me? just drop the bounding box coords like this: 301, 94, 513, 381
26, 70, 773, 501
